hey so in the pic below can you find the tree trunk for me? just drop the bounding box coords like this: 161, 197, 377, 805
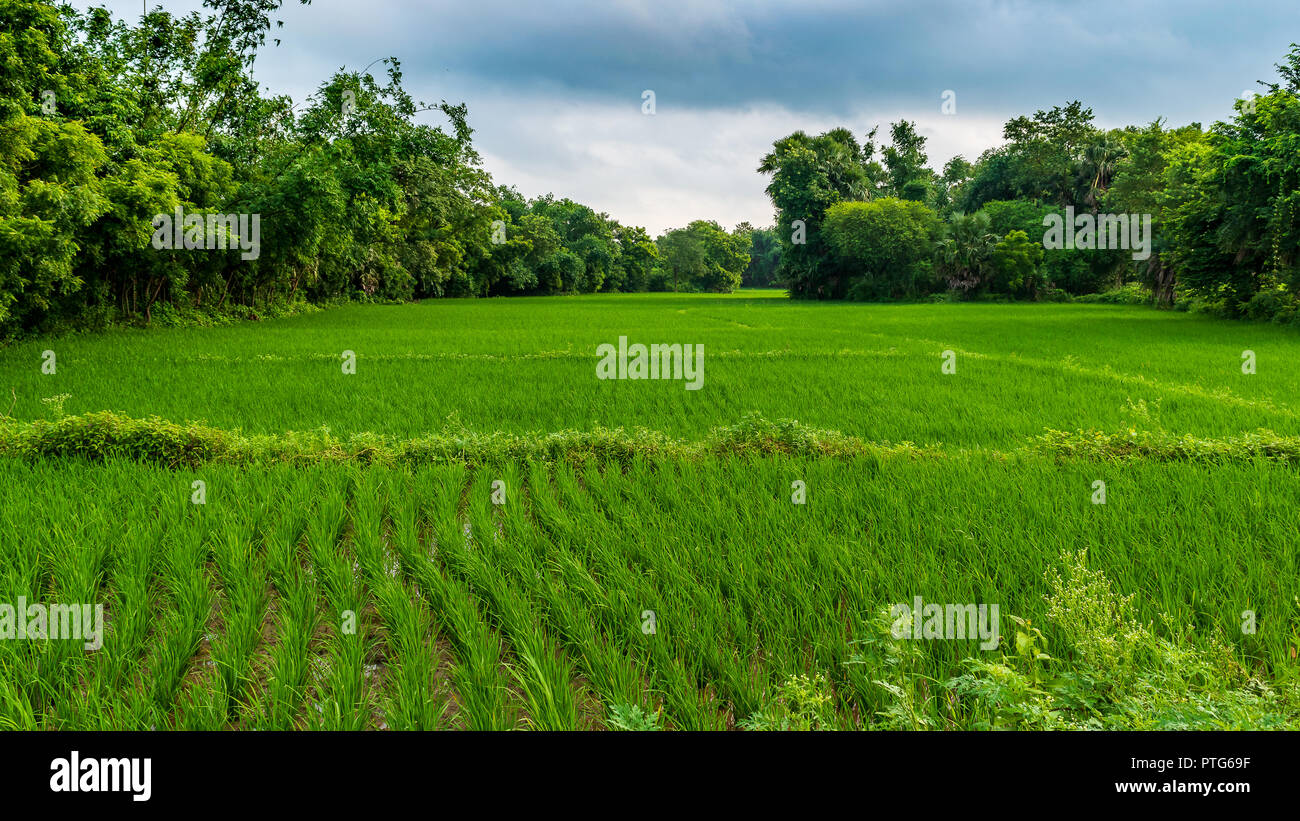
1151, 255, 1176, 307
217, 272, 234, 310
144, 277, 166, 322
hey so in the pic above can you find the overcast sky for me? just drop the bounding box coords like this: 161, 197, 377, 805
83, 1, 1298, 234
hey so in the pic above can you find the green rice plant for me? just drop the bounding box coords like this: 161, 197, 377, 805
401, 467, 515, 730
251, 467, 322, 729
304, 480, 370, 731
372, 578, 446, 730
452, 472, 581, 730
144, 520, 213, 721
208, 518, 270, 724
503, 500, 657, 720
351, 471, 447, 730
0, 655, 38, 730
257, 574, 320, 729
5, 297, 1300, 448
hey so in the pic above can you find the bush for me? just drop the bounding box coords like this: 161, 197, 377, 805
1243, 289, 1300, 324
740, 673, 836, 731
1074, 283, 1150, 305
824, 198, 940, 300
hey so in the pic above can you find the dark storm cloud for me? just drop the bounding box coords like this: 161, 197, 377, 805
93, 1, 1300, 124
351, 0, 1297, 123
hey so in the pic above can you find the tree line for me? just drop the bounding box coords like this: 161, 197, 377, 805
760, 47, 1300, 322
4, 2, 1295, 338
0, 1, 761, 340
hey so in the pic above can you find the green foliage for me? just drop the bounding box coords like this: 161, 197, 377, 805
760, 46, 1300, 310
845, 608, 939, 730
0, 112, 110, 329
824, 198, 939, 299
989, 229, 1043, 296
881, 120, 933, 203
1242, 288, 1300, 325
740, 673, 835, 731
0, 0, 662, 338
945, 552, 1300, 730
8, 404, 1300, 470
932, 155, 974, 217
0, 410, 927, 467
1036, 427, 1300, 464
606, 703, 662, 731
740, 225, 782, 287
998, 100, 1100, 207
654, 219, 749, 293
978, 199, 1103, 295
1149, 56, 1300, 315
1074, 283, 1150, 305
758, 127, 880, 298
934, 211, 996, 295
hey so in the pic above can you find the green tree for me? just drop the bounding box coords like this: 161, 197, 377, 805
1001, 101, 1099, 206
882, 120, 933, 202
656, 220, 749, 293
758, 128, 879, 298
612, 223, 658, 292
978, 199, 1103, 296
935, 212, 997, 295
823, 198, 939, 300
989, 230, 1044, 296
1104, 120, 1207, 304
742, 226, 783, 287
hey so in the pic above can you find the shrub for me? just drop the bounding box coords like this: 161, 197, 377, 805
0, 411, 933, 468
1074, 282, 1150, 305
824, 198, 940, 300
1243, 289, 1300, 324
606, 703, 663, 731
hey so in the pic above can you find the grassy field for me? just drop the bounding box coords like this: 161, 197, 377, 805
1, 293, 1298, 730
2, 291, 1298, 447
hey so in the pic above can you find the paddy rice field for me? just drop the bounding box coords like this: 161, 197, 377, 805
1, 291, 1297, 730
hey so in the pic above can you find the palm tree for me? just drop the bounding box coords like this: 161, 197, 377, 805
1079, 135, 1128, 211
937, 212, 997, 293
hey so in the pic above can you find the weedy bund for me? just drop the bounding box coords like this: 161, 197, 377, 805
0, 411, 920, 468
0, 456, 1296, 731
3, 410, 1298, 468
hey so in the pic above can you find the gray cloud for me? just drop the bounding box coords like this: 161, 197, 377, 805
87, 1, 1299, 232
